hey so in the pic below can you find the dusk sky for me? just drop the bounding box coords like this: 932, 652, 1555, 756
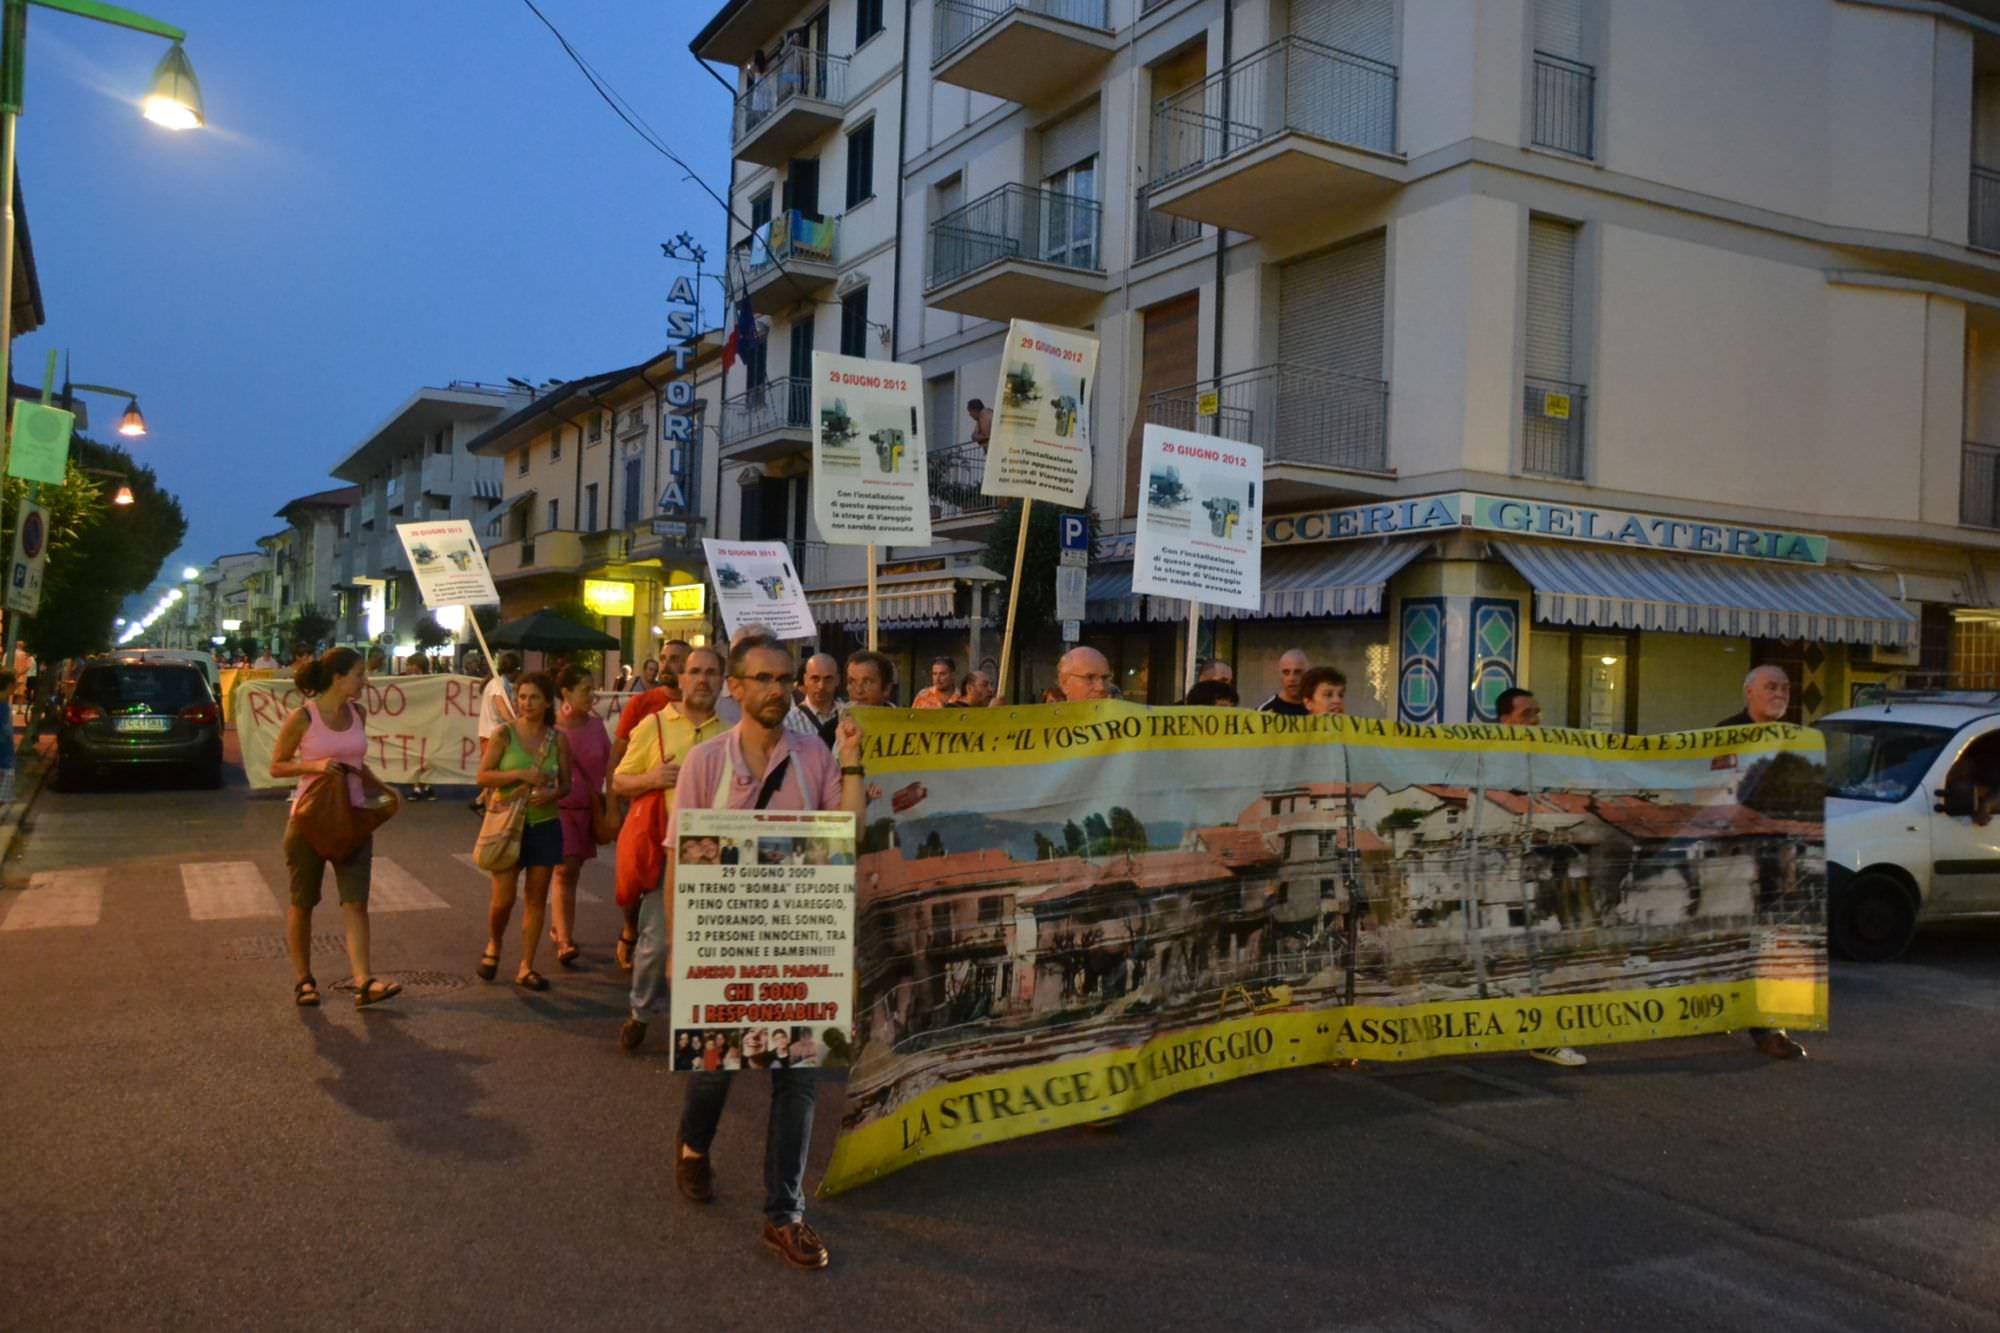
15, 2, 734, 606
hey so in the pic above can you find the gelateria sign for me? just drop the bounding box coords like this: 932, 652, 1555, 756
1264, 492, 1828, 566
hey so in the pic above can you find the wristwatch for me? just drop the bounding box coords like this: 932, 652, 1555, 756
840, 764, 865, 777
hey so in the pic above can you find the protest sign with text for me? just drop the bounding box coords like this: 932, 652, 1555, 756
979, 319, 1098, 508
701, 539, 817, 642
396, 520, 499, 608
811, 351, 932, 547
671, 809, 857, 1072
1130, 424, 1262, 613
236, 674, 484, 788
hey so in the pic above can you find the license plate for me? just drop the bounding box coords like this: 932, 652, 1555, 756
115, 717, 171, 733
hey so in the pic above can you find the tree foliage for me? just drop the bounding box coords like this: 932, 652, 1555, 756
980, 498, 1101, 651
20, 435, 187, 662
284, 605, 336, 654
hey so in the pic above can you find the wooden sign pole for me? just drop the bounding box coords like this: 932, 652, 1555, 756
866, 543, 879, 651
997, 498, 1034, 702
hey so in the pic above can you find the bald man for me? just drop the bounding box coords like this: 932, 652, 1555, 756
1198, 659, 1234, 686
1057, 646, 1113, 702
1259, 649, 1311, 716
1718, 665, 1807, 1060
785, 652, 844, 747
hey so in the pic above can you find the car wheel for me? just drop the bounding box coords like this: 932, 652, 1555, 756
1829, 871, 1917, 963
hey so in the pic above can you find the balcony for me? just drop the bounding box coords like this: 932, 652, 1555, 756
420, 453, 456, 499
1135, 183, 1201, 262
1530, 53, 1595, 159
1148, 36, 1402, 235
720, 376, 812, 462
931, 0, 1115, 106
1146, 363, 1390, 503
1521, 378, 1587, 480
928, 440, 999, 534
1973, 166, 2000, 253
359, 491, 380, 526
1964, 442, 2000, 529
733, 48, 850, 168
486, 531, 587, 581
926, 183, 1107, 323
740, 210, 840, 317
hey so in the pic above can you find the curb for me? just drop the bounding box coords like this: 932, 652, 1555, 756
0, 752, 53, 867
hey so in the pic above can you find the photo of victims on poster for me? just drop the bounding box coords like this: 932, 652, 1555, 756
811, 350, 932, 547
980, 318, 1099, 509
1130, 424, 1264, 613
671, 809, 858, 1071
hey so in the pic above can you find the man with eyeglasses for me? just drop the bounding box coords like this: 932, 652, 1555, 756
1057, 646, 1114, 702
670, 635, 867, 1271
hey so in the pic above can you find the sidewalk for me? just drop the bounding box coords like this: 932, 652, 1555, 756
0, 734, 55, 867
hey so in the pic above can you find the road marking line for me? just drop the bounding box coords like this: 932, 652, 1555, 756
1848, 1209, 2000, 1262
368, 858, 450, 912
0, 867, 106, 930
181, 862, 280, 921
453, 851, 602, 902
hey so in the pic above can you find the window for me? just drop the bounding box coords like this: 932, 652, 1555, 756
840, 286, 869, 357
433, 429, 449, 456
385, 475, 399, 498
855, 0, 883, 44
623, 456, 643, 526
386, 579, 400, 612
550, 426, 562, 462
1042, 158, 1098, 268
845, 120, 875, 208
978, 895, 1004, 924
517, 447, 529, 477
1523, 216, 1583, 478
589, 412, 603, 442
625, 406, 644, 434
584, 483, 599, 531
546, 498, 560, 531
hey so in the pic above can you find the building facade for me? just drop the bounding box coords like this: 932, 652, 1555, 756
273, 485, 359, 635
695, 0, 2000, 724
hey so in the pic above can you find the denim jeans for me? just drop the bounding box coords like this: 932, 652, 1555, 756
629, 890, 670, 1023
678, 1068, 817, 1226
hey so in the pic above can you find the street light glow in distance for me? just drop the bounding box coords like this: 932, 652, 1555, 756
113, 485, 135, 505
117, 400, 147, 436
141, 44, 204, 131
181, 566, 200, 581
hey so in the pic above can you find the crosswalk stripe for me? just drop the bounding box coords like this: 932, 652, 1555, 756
368, 858, 450, 912
181, 861, 279, 921
0, 867, 106, 930
453, 851, 603, 902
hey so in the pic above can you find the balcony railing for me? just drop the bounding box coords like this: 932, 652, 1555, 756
928, 441, 996, 521
1972, 166, 2000, 252
1522, 378, 1588, 479
721, 376, 812, 444
1135, 183, 1201, 260
1531, 53, 1595, 158
733, 47, 849, 143
1151, 36, 1398, 188
932, 0, 1108, 63
1146, 363, 1389, 472
1963, 441, 2000, 528
744, 209, 840, 276
927, 183, 1103, 289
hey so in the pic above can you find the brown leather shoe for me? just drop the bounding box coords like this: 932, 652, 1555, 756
1752, 1030, 1807, 1060
674, 1144, 714, 1203
762, 1219, 829, 1270
619, 1017, 647, 1053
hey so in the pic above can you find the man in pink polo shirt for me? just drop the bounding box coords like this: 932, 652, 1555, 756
670, 634, 867, 1272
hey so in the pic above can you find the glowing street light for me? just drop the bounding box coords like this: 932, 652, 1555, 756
141, 42, 203, 130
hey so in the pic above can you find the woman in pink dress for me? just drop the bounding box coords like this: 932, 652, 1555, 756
551, 664, 611, 966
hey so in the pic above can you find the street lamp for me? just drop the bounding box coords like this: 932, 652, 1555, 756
62, 379, 147, 437
141, 40, 201, 129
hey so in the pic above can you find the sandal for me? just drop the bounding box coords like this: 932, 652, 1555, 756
293, 975, 320, 1007
354, 977, 403, 1008
616, 929, 636, 971
557, 942, 581, 968
515, 969, 549, 992
476, 947, 499, 981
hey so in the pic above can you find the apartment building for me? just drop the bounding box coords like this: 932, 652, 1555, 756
467, 335, 726, 668
698, 0, 2000, 724
328, 384, 520, 648
273, 485, 359, 627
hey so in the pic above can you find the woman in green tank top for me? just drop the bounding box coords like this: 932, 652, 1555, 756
474, 671, 572, 990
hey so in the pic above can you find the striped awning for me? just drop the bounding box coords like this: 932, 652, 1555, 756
1493, 541, 1918, 647
1087, 562, 1144, 623
807, 578, 960, 629
1144, 538, 1428, 622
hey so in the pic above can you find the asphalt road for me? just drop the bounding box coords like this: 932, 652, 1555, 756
2, 761, 1998, 1332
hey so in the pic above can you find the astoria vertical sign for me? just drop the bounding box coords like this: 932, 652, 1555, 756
658, 275, 700, 518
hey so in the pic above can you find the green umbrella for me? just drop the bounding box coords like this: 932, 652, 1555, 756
484, 609, 619, 653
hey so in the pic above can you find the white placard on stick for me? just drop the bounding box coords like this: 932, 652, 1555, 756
671, 808, 857, 1070
811, 351, 932, 547
1130, 424, 1263, 613
702, 539, 818, 642
396, 520, 500, 609
979, 318, 1099, 508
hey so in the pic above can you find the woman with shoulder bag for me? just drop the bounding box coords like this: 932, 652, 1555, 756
268, 647, 401, 1010
475, 670, 572, 990
550, 665, 613, 967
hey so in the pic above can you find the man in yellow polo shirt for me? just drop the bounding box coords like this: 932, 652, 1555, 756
614, 644, 725, 1052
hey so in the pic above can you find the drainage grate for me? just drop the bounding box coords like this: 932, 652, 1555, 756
221, 933, 347, 962
1378, 1068, 1536, 1107
329, 970, 469, 992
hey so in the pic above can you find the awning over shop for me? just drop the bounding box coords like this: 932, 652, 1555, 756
1493, 541, 1918, 647
1087, 562, 1143, 623
808, 578, 959, 629
1143, 538, 1430, 622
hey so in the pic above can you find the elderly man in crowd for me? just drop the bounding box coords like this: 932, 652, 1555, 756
1057, 646, 1114, 702
950, 669, 996, 708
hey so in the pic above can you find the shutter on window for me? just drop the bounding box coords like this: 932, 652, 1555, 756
1291, 0, 1394, 61
1524, 217, 1577, 382
1533, 0, 1586, 60
1125, 294, 1201, 511
1040, 101, 1101, 178
1278, 233, 1384, 382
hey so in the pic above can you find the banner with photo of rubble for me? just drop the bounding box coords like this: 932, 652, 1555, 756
820, 707, 1825, 1194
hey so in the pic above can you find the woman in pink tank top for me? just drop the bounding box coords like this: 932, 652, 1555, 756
268, 647, 401, 1010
